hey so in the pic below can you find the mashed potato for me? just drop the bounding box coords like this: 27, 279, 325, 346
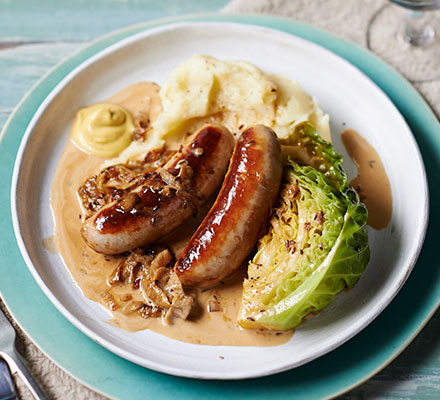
109, 54, 330, 165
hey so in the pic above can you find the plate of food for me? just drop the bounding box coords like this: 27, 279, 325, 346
10, 21, 428, 380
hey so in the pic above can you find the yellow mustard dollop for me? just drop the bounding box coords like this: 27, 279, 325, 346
72, 103, 134, 157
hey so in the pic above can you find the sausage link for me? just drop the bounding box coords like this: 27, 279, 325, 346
175, 125, 282, 287
81, 124, 235, 254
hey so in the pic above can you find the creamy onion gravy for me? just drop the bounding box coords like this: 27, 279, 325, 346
341, 129, 392, 230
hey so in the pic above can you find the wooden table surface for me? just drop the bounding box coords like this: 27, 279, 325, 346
1, 1, 439, 399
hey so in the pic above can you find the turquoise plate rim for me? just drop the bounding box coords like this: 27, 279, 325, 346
1, 14, 439, 400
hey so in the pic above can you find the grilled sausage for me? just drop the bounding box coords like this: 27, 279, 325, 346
81, 124, 235, 254
175, 125, 283, 288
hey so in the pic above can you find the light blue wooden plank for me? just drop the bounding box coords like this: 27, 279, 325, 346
0, 42, 82, 130
0, 0, 228, 130
0, 0, 229, 41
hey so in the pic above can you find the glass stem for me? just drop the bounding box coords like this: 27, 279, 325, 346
403, 10, 435, 46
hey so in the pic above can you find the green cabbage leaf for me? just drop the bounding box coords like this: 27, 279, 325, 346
280, 121, 348, 191
239, 124, 369, 331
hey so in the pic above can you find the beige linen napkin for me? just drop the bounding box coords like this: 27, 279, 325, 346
4, 0, 439, 399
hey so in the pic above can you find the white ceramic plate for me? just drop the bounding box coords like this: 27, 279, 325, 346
11, 22, 428, 380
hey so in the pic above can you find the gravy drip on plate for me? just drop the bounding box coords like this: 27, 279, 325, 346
341, 129, 392, 230
51, 82, 292, 346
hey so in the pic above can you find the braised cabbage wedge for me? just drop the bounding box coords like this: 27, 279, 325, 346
239, 123, 369, 331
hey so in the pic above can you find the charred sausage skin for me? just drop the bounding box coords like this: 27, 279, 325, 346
175, 125, 283, 288
81, 124, 235, 254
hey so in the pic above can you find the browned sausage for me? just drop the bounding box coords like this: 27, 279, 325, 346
81, 124, 235, 254
175, 125, 283, 288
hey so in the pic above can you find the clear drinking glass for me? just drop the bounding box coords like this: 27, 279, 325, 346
367, 0, 440, 82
